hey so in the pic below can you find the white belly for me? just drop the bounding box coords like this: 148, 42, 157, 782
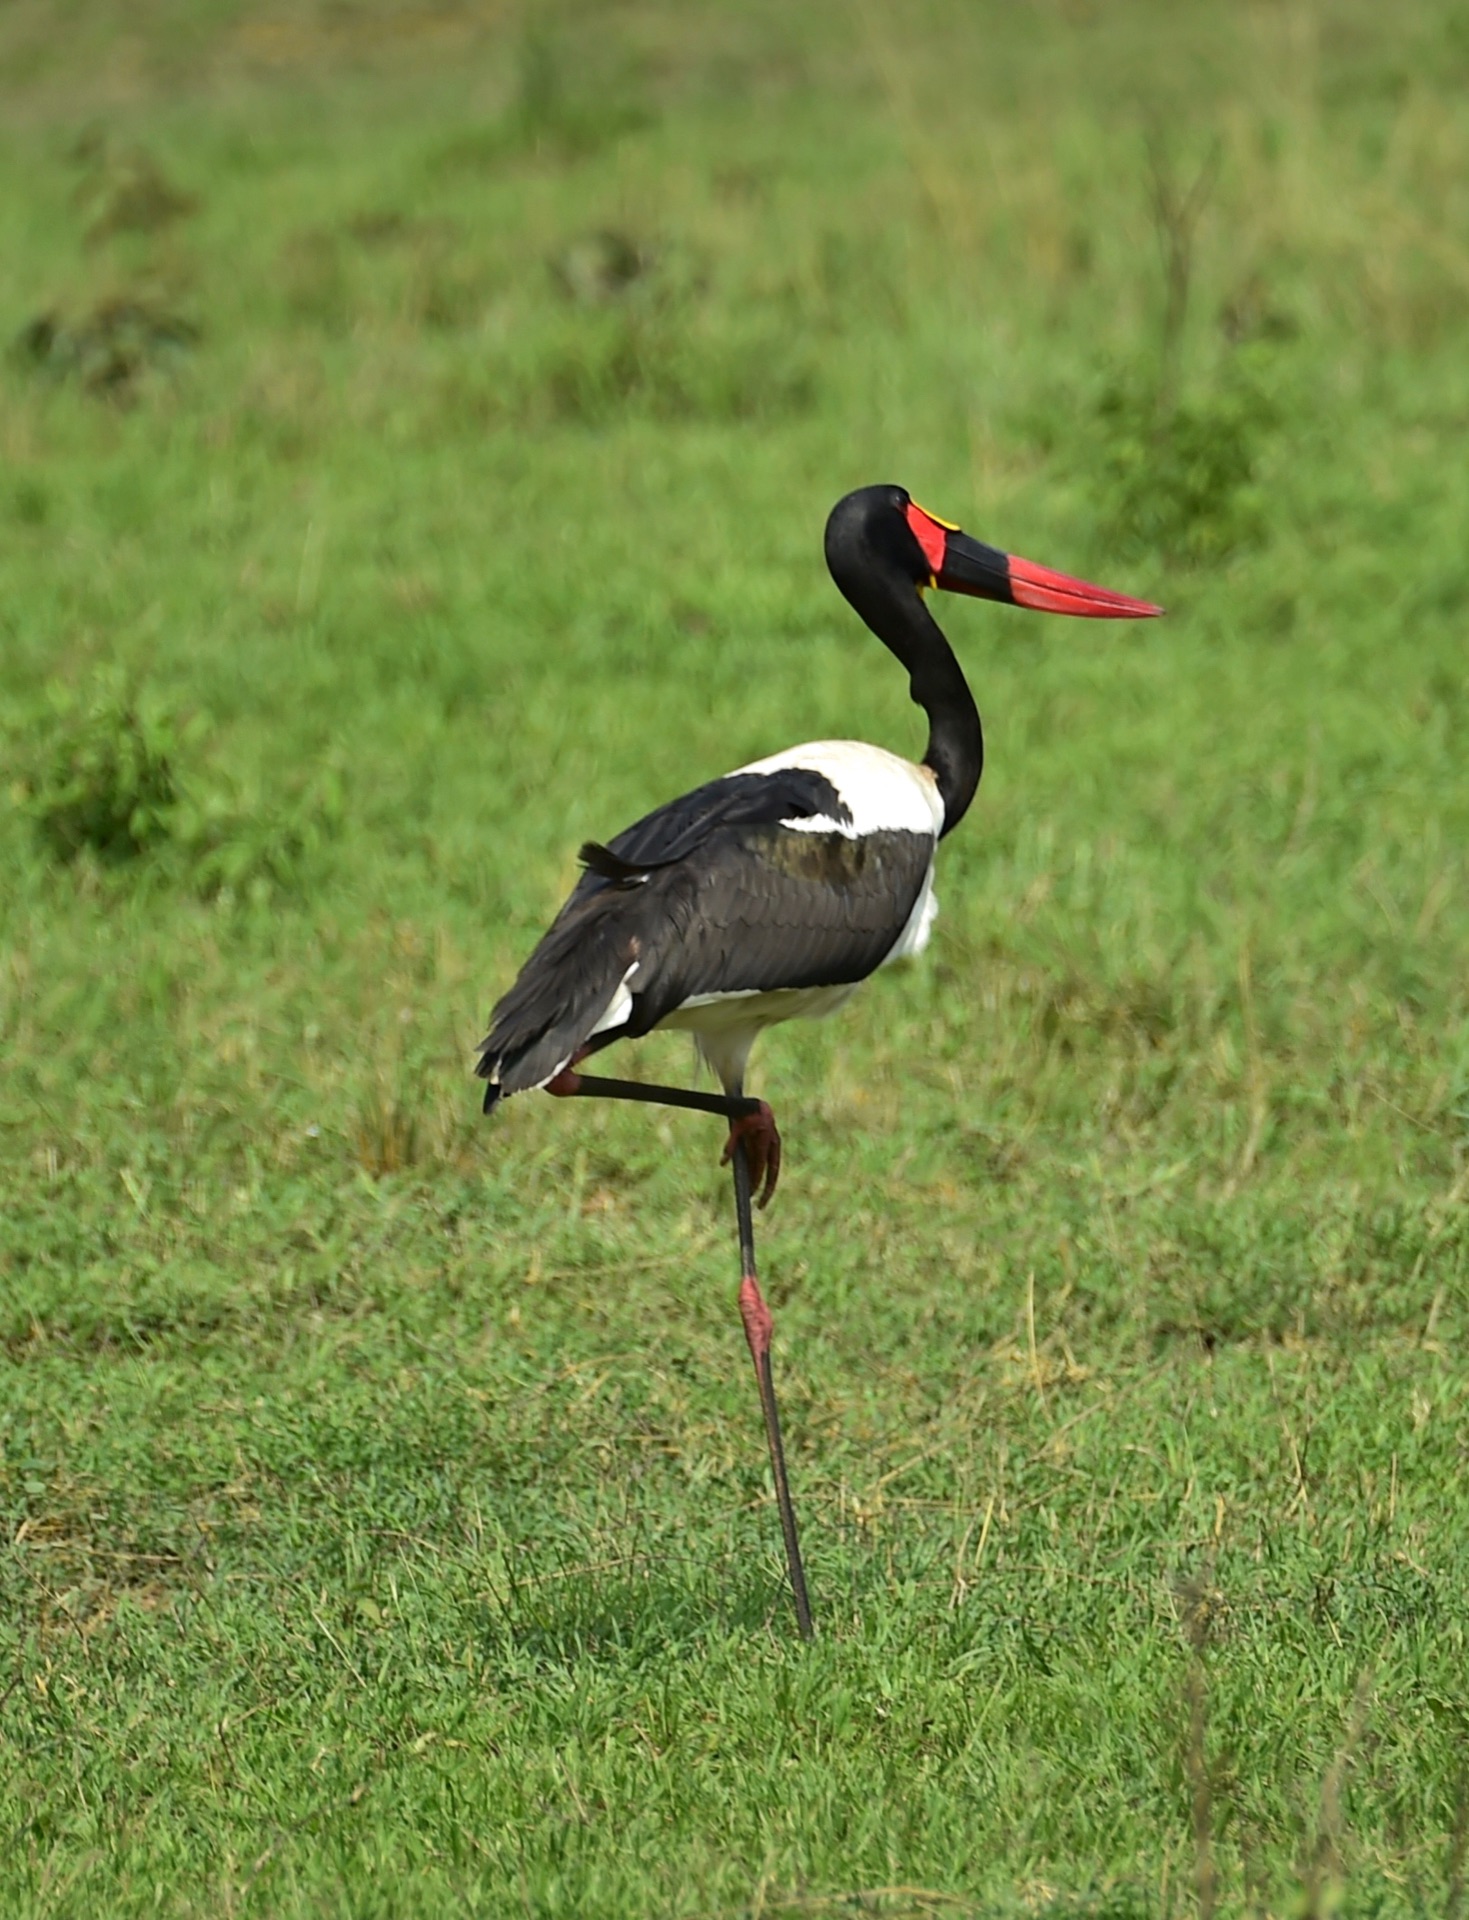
660, 981, 860, 1036
658, 982, 860, 1093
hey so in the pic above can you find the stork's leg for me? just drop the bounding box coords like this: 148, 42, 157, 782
729, 1128, 814, 1641
544, 1063, 813, 1638
545, 1067, 784, 1205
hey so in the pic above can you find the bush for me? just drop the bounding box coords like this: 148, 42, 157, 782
13, 294, 198, 402
20, 670, 190, 863
16, 668, 341, 901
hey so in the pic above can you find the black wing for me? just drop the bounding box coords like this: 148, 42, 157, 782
477, 769, 930, 1100
620, 821, 932, 1035
576, 765, 854, 881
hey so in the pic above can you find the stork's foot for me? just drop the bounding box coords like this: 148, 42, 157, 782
722, 1101, 782, 1209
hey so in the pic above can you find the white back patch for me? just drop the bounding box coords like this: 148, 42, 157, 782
733, 739, 945, 839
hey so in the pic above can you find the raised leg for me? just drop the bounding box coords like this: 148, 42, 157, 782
730, 1136, 814, 1641
546, 1065, 758, 1123
546, 1067, 784, 1205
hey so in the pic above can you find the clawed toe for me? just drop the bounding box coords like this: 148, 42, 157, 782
721, 1101, 782, 1208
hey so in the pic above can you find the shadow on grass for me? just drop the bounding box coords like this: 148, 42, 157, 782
478, 1548, 788, 1669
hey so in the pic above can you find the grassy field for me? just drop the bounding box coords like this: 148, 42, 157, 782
3, 1, 1469, 1913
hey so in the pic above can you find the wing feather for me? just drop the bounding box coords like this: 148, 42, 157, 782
478, 763, 934, 1096
623, 824, 933, 1035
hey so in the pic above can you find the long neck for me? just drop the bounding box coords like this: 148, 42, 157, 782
833, 566, 984, 837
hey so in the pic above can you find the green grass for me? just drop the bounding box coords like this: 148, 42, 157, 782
3, 2, 1469, 1913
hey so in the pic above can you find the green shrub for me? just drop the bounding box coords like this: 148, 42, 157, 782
20, 670, 190, 863
12, 294, 198, 402
16, 668, 341, 900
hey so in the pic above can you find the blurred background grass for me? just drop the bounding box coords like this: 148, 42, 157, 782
2, 3, 1468, 1916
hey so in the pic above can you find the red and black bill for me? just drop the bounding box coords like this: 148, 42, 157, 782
905, 501, 1163, 620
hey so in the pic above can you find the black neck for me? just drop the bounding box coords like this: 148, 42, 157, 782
828, 561, 983, 837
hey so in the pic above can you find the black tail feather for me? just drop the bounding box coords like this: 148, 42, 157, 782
578, 841, 658, 887
476, 888, 642, 1103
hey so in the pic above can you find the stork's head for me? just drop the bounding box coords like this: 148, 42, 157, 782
824, 484, 1163, 621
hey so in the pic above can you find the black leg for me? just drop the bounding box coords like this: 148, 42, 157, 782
548, 1068, 782, 1205
547, 1068, 759, 1124
545, 1063, 813, 1637
730, 1136, 815, 1641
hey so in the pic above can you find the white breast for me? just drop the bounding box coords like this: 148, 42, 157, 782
733, 739, 945, 839
885, 860, 938, 964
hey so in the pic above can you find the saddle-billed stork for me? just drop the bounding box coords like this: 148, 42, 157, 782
478, 484, 1161, 1637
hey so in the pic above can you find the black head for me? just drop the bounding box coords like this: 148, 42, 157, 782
823, 485, 938, 599
824, 484, 1164, 620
